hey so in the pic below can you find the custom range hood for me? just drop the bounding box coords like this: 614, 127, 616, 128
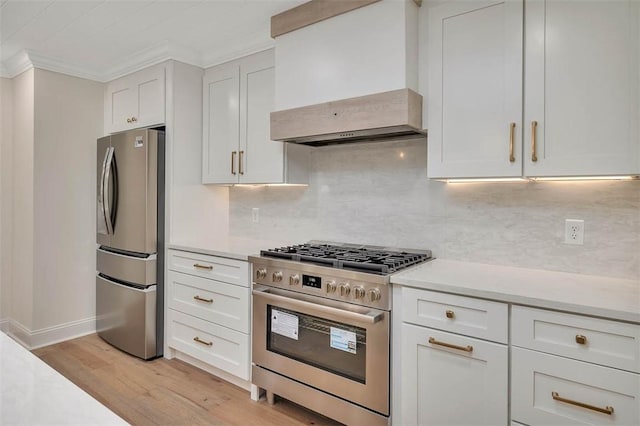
270, 88, 425, 146
271, 0, 424, 146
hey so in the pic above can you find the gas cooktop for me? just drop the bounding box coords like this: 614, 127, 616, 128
260, 241, 432, 275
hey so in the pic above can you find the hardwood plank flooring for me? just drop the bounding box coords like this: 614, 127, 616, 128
33, 334, 342, 426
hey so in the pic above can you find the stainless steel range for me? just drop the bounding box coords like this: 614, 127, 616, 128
250, 242, 432, 426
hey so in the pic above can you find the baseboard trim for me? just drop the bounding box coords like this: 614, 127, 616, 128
5, 317, 96, 350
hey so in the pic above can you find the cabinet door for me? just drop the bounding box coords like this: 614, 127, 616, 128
427, 0, 523, 178
202, 64, 240, 184
239, 50, 284, 184
401, 323, 508, 426
106, 77, 136, 133
134, 66, 165, 129
524, 0, 639, 176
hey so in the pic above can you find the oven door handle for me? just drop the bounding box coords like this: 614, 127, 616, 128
252, 287, 385, 324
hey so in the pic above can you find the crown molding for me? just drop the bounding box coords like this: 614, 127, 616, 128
0, 37, 272, 82
201, 35, 275, 69
101, 41, 203, 82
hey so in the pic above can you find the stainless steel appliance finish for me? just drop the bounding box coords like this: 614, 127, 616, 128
96, 128, 164, 360
250, 242, 432, 426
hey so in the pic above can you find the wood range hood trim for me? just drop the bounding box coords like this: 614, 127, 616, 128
270, 88, 426, 146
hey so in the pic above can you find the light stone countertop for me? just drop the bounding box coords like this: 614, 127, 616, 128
0, 332, 127, 425
391, 259, 640, 323
168, 237, 294, 261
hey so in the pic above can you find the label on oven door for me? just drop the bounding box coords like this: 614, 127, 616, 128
271, 309, 299, 340
330, 327, 357, 354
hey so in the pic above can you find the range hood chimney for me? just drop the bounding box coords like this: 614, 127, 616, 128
270, 88, 425, 146
271, 0, 424, 146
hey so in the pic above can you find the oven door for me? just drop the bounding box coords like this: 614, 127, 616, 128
252, 285, 389, 415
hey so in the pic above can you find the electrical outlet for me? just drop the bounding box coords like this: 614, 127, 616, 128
564, 219, 584, 245
252, 208, 259, 223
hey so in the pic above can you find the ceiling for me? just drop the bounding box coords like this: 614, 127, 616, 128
0, 0, 304, 81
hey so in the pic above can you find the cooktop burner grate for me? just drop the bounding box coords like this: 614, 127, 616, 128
260, 243, 432, 275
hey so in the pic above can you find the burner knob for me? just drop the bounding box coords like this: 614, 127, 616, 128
272, 271, 283, 282
353, 286, 366, 299
326, 281, 337, 294
368, 288, 381, 302
338, 283, 351, 297
256, 268, 267, 280
289, 274, 300, 286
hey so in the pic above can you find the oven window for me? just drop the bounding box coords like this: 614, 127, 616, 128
267, 306, 366, 383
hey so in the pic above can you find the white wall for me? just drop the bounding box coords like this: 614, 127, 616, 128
229, 139, 640, 280
31, 69, 103, 334
0, 77, 13, 327
10, 70, 35, 338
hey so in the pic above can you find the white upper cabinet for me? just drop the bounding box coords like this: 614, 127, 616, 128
427, 0, 523, 178
524, 0, 639, 177
426, 0, 639, 179
105, 64, 165, 134
202, 49, 308, 185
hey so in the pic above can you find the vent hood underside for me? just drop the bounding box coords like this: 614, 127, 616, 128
270, 88, 426, 146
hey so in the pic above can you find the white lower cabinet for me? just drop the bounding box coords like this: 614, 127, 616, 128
401, 324, 508, 425
512, 347, 639, 426
166, 249, 250, 381
399, 287, 509, 425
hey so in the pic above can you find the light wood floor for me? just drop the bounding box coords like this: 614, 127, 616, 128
33, 334, 342, 426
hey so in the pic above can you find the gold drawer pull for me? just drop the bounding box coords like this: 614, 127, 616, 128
531, 120, 538, 162
575, 334, 587, 345
193, 336, 213, 347
193, 295, 213, 304
428, 337, 473, 353
509, 122, 516, 162
193, 263, 213, 271
239, 150, 244, 175
445, 310, 455, 319
231, 151, 237, 175
551, 392, 614, 415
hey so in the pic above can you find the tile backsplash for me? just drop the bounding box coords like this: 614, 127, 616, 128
230, 138, 640, 280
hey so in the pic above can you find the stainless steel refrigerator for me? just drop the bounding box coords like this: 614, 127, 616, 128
96, 128, 164, 359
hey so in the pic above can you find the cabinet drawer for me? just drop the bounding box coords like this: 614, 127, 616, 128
512, 347, 639, 426
401, 287, 508, 343
512, 306, 640, 373
167, 249, 249, 286
167, 271, 249, 333
167, 310, 250, 380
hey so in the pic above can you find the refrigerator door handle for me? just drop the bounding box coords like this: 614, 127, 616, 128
97, 147, 111, 235
103, 147, 116, 235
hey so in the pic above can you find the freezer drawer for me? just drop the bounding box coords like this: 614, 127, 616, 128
96, 274, 157, 359
97, 247, 156, 286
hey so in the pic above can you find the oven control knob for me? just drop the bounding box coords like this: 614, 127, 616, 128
353, 286, 366, 299
367, 288, 381, 302
289, 274, 300, 286
326, 281, 337, 293
256, 268, 267, 280
272, 271, 283, 282
338, 283, 351, 297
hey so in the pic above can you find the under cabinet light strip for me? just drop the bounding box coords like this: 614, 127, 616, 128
443, 175, 638, 183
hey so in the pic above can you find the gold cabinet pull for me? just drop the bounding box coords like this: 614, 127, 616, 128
231, 151, 237, 175
509, 122, 516, 162
193, 336, 213, 347
531, 120, 538, 162
551, 392, 613, 415
193, 263, 213, 271
575, 334, 587, 345
239, 150, 245, 175
126, 117, 132, 123
445, 310, 455, 319
131, 116, 137, 122
193, 295, 213, 304
428, 337, 473, 352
